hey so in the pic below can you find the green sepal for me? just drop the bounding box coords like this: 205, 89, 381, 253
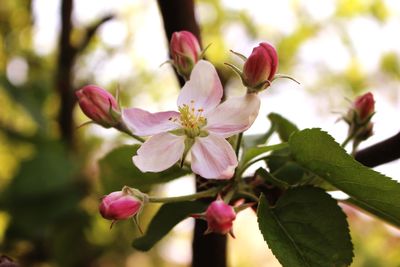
229, 49, 248, 61
181, 137, 195, 167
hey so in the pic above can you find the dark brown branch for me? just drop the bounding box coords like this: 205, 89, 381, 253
355, 131, 400, 167
56, 1, 113, 146
156, 1, 228, 267
56, 0, 75, 145
157, 0, 201, 87
156, 0, 201, 48
192, 219, 227, 267
77, 15, 114, 53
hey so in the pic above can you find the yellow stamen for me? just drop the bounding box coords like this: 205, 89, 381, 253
175, 100, 207, 138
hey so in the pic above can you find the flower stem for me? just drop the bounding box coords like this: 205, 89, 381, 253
341, 134, 353, 148
342, 128, 361, 148
238, 154, 274, 178
235, 133, 243, 157
116, 124, 146, 143
148, 187, 219, 203
237, 190, 259, 202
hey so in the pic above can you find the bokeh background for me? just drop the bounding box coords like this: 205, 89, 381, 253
0, 0, 400, 266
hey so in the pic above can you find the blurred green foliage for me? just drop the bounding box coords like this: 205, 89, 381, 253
0, 0, 399, 266
99, 145, 189, 194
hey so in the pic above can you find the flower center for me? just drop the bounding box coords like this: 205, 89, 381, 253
170, 100, 207, 138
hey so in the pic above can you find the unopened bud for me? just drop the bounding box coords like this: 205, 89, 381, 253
170, 31, 201, 80
99, 190, 142, 221
354, 92, 375, 122
343, 92, 376, 149
76, 85, 120, 128
205, 199, 236, 237
243, 42, 278, 91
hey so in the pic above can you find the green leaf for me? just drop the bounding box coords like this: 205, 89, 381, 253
266, 148, 305, 185
242, 133, 270, 149
345, 198, 400, 227
257, 187, 353, 267
243, 113, 298, 149
255, 167, 289, 188
289, 128, 400, 226
241, 143, 288, 167
132, 201, 207, 251
99, 145, 189, 193
268, 113, 299, 142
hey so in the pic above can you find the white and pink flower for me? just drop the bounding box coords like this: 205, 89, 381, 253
122, 60, 260, 179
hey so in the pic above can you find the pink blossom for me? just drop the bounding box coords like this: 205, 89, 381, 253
205, 199, 236, 236
99, 190, 142, 221
122, 60, 260, 179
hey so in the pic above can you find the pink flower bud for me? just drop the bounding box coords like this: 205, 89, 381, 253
170, 31, 201, 79
243, 42, 278, 89
205, 199, 236, 236
354, 92, 375, 122
99, 191, 142, 221
0, 255, 18, 267
76, 85, 120, 128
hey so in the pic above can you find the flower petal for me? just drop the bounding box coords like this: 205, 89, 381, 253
132, 133, 185, 172
122, 108, 180, 136
205, 93, 260, 138
191, 134, 237, 179
177, 60, 223, 113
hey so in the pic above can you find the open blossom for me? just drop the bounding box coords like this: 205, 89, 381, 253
122, 60, 260, 179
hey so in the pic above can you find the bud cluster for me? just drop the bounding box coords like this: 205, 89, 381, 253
75, 32, 279, 236
343, 92, 375, 149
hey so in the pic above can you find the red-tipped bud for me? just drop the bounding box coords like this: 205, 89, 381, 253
99, 190, 142, 221
243, 42, 278, 90
76, 85, 120, 128
354, 92, 375, 122
343, 92, 375, 148
205, 200, 236, 236
170, 31, 201, 80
